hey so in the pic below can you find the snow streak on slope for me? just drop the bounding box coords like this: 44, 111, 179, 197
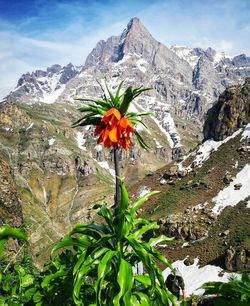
75, 131, 86, 150
180, 129, 243, 171
37, 72, 66, 104
170, 45, 199, 69
163, 258, 236, 296
42, 85, 66, 104
212, 164, 250, 215
95, 160, 115, 181
241, 122, 250, 140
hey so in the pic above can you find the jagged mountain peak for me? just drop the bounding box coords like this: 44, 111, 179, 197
5, 62, 82, 104
121, 16, 152, 40
85, 17, 154, 66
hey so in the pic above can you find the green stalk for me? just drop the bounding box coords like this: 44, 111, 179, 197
114, 147, 121, 207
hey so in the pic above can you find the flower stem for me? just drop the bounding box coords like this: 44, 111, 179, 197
114, 147, 121, 207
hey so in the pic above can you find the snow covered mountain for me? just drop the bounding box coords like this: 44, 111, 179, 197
4, 18, 250, 117
5, 63, 82, 104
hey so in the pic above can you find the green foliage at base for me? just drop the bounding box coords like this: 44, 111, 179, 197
202, 272, 250, 306
0, 180, 176, 305
50, 179, 176, 306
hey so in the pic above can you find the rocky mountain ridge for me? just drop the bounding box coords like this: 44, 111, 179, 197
4, 18, 250, 121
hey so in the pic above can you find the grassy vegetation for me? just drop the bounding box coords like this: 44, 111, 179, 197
149, 133, 246, 217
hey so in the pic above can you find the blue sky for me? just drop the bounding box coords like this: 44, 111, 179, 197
0, 0, 250, 98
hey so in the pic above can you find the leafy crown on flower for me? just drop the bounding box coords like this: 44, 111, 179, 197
72, 80, 152, 150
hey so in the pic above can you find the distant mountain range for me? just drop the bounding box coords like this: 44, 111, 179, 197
4, 17, 250, 119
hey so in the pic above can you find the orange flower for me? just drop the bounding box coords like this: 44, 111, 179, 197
94, 108, 135, 150
117, 117, 135, 150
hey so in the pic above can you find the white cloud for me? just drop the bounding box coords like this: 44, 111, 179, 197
0, 19, 126, 99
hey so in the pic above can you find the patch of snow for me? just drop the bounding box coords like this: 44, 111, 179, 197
232, 160, 238, 169
4, 127, 10, 131
192, 129, 242, 168
75, 132, 86, 150
48, 138, 55, 146
136, 58, 147, 73
181, 242, 190, 248
113, 54, 131, 67
95, 144, 102, 152
42, 85, 65, 104
151, 115, 174, 147
138, 186, 151, 197
247, 199, 250, 209
162, 113, 181, 148
212, 164, 250, 215
193, 202, 208, 211
213, 51, 226, 64
26, 122, 34, 130
35, 69, 67, 104
163, 258, 236, 296
170, 45, 199, 69
241, 123, 250, 140
155, 139, 163, 149
95, 160, 115, 180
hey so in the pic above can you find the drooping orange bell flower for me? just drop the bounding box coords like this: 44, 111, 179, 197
94, 108, 135, 150
117, 117, 135, 150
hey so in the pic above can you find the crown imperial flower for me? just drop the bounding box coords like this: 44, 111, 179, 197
94, 108, 135, 150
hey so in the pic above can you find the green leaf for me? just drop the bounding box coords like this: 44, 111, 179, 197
41, 265, 69, 288
143, 242, 174, 271
0, 239, 6, 258
23, 287, 37, 300
104, 80, 115, 104
98, 204, 114, 230
33, 291, 43, 303
126, 236, 156, 293
132, 222, 159, 240
129, 118, 148, 130
148, 235, 174, 247
119, 86, 134, 116
75, 98, 111, 108
134, 130, 150, 150
96, 250, 117, 305
126, 111, 153, 118
51, 236, 92, 254
71, 116, 101, 128
113, 258, 133, 306
119, 178, 129, 213
130, 191, 160, 217
70, 223, 107, 236
130, 295, 141, 306
134, 292, 151, 305
0, 225, 27, 242
73, 248, 110, 303
134, 274, 151, 286
113, 80, 125, 105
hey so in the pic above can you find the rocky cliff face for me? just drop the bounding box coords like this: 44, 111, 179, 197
204, 78, 250, 140
0, 157, 23, 228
